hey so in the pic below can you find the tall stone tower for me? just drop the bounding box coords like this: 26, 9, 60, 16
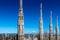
39, 3, 43, 40
56, 16, 59, 40
49, 11, 53, 40
18, 0, 24, 40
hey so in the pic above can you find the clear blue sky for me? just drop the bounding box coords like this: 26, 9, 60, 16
0, 0, 60, 34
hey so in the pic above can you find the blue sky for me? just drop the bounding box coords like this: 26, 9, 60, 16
0, 0, 60, 34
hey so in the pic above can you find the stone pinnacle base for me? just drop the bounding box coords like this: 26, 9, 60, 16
40, 35, 43, 40
18, 35, 24, 40
49, 37, 54, 40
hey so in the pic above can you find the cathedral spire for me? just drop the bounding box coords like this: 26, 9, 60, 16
49, 10, 53, 40
18, 0, 24, 40
40, 3, 43, 40
56, 16, 59, 40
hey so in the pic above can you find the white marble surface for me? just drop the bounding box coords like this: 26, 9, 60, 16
24, 37, 38, 40
33, 37, 38, 40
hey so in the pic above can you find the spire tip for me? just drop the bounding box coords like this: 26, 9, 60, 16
50, 10, 52, 16
40, 3, 42, 8
57, 16, 58, 19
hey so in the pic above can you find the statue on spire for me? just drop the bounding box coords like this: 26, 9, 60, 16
20, 0, 22, 10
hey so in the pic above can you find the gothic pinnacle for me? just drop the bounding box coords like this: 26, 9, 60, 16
56, 16, 59, 40
40, 3, 43, 40
18, 0, 24, 40
49, 10, 53, 40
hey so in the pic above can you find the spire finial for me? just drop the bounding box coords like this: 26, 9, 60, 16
50, 10, 52, 17
40, 3, 42, 9
50, 10, 52, 24
20, 0, 22, 9
40, 3, 42, 20
57, 16, 58, 23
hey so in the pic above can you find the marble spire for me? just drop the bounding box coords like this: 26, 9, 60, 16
18, 0, 24, 40
56, 16, 59, 40
49, 10, 53, 40
40, 3, 43, 40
